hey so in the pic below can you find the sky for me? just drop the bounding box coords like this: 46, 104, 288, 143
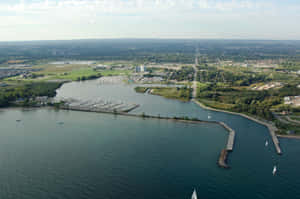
0, 0, 300, 41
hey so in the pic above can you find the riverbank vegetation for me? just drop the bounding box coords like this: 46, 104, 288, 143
0, 82, 62, 107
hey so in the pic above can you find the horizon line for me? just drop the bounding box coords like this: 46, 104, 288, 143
1, 37, 300, 43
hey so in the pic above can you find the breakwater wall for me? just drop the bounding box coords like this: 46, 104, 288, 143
192, 99, 282, 155
58, 106, 235, 168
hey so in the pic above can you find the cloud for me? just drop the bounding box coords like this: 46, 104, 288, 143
0, 0, 300, 41
0, 0, 271, 15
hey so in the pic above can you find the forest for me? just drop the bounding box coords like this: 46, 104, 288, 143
0, 82, 62, 107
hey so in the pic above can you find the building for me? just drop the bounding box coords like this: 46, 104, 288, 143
135, 65, 147, 73
35, 96, 50, 105
284, 96, 300, 106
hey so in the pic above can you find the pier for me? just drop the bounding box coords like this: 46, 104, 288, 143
218, 122, 236, 168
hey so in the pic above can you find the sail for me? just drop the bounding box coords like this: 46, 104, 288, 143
273, 166, 277, 175
191, 189, 197, 199
265, 141, 268, 147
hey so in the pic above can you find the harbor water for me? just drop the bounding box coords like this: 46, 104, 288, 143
0, 78, 299, 198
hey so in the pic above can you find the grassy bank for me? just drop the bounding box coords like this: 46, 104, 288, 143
135, 86, 191, 102
134, 87, 149, 93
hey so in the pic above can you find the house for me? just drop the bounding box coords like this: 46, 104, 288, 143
35, 96, 49, 105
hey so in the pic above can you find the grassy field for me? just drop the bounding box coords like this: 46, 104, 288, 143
5, 64, 132, 82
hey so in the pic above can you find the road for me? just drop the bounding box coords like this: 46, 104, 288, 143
192, 50, 199, 99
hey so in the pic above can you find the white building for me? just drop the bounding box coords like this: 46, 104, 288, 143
135, 65, 147, 73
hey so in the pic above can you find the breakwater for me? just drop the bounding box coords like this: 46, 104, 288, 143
218, 122, 235, 168
58, 104, 235, 168
192, 99, 282, 155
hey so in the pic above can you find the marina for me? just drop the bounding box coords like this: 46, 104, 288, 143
49, 79, 300, 198
60, 98, 140, 113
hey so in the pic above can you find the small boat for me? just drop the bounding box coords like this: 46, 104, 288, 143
191, 189, 197, 199
58, 122, 64, 125
208, 115, 211, 119
272, 166, 277, 176
16, 120, 21, 122
265, 140, 269, 147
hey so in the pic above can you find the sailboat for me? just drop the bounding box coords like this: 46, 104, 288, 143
191, 189, 197, 199
272, 166, 277, 176
265, 140, 269, 147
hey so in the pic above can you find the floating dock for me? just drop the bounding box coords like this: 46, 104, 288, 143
61, 98, 140, 113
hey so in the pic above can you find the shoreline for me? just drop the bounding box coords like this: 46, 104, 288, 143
277, 135, 300, 139
192, 99, 283, 155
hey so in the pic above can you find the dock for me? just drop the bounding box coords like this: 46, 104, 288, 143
60, 98, 140, 113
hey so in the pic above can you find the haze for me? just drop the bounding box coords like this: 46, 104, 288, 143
1, 0, 300, 41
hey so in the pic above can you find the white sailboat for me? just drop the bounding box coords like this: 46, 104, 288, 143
265, 140, 269, 147
272, 166, 277, 176
191, 189, 197, 199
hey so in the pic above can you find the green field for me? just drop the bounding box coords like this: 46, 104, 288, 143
5, 64, 133, 82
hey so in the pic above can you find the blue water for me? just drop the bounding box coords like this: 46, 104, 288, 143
0, 79, 299, 198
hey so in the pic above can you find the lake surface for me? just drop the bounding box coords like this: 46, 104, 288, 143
0, 78, 300, 198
